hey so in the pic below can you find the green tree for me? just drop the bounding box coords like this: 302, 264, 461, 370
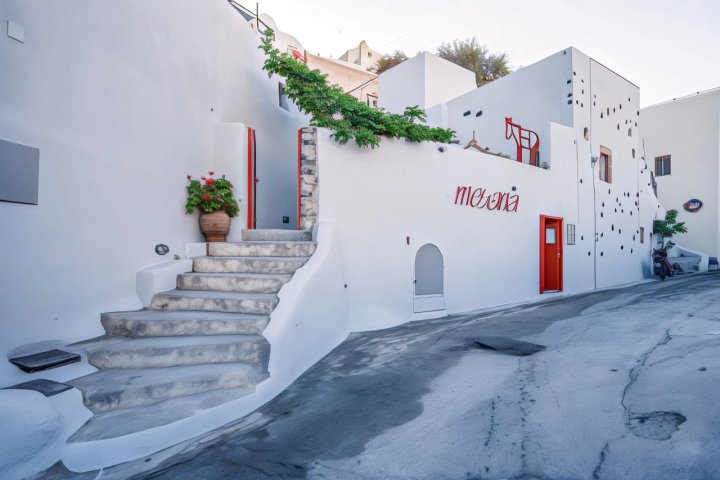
653, 209, 688, 244
375, 50, 408, 74
436, 37, 510, 86
259, 31, 453, 148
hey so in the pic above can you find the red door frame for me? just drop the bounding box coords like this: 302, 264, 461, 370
246, 128, 257, 229
539, 215, 563, 293
296, 128, 302, 230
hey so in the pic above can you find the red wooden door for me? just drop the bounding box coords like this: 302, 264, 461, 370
247, 128, 257, 229
540, 216, 563, 293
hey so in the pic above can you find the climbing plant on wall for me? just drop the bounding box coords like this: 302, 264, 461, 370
259, 30, 454, 148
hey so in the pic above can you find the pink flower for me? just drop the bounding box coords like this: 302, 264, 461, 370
202, 194, 211, 201
186, 175, 192, 180
201, 176, 206, 181
208, 171, 215, 176
205, 178, 215, 186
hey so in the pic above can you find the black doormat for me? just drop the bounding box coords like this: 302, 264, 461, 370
8, 349, 81, 372
3, 379, 73, 397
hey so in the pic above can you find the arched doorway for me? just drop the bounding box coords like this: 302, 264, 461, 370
414, 244, 445, 313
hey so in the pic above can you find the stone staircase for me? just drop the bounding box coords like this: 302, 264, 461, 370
66, 229, 315, 442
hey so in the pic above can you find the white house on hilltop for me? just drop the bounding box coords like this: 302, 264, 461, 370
0, 1, 665, 478
641, 87, 720, 264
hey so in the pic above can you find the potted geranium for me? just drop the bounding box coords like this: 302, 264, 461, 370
185, 171, 239, 242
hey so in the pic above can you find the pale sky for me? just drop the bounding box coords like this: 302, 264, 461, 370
256, 0, 720, 107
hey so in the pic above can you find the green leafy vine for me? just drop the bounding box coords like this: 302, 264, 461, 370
259, 30, 454, 148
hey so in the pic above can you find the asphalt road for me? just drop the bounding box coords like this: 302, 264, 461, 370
44, 274, 720, 480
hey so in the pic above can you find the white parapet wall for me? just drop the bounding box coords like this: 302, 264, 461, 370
136, 259, 194, 308
313, 122, 658, 332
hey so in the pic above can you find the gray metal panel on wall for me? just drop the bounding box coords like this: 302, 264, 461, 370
0, 139, 39, 205
415, 244, 444, 295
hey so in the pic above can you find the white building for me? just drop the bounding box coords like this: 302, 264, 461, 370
641, 87, 720, 261
338, 40, 383, 72
306, 54, 379, 106
0, 2, 664, 477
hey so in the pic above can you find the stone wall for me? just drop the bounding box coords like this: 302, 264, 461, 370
299, 127, 318, 230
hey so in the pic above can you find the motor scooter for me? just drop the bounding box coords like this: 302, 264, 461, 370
653, 241, 675, 280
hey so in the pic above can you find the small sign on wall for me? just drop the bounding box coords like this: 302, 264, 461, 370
0, 139, 39, 205
683, 199, 702, 213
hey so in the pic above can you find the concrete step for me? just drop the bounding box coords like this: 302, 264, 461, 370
68, 387, 255, 443
101, 310, 269, 337
177, 272, 291, 293
83, 335, 269, 369
241, 229, 312, 242
209, 241, 316, 258
69, 363, 267, 413
193, 256, 308, 274
668, 256, 701, 273
151, 290, 278, 314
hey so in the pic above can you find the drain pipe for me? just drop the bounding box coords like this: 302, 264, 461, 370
589, 59, 598, 290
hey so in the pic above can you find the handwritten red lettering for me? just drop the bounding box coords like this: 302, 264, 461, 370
453, 185, 519, 213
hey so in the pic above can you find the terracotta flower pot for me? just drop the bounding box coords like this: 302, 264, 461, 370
199, 211, 230, 242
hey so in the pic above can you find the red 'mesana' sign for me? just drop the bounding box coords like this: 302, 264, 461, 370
454, 186, 520, 212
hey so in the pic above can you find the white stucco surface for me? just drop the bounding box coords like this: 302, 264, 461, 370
314, 115, 658, 332
0, 388, 91, 480
641, 88, 720, 257
379, 52, 476, 115
0, 0, 307, 387
433, 49, 573, 165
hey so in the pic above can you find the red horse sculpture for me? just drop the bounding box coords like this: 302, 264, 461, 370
505, 117, 540, 166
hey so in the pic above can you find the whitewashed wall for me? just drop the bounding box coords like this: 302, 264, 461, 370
641, 90, 720, 257
378, 52, 476, 115
315, 121, 656, 332
0, 0, 306, 386
571, 49, 659, 287
317, 48, 660, 330
429, 49, 572, 166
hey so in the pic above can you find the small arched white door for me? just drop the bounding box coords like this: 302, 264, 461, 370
413, 244, 445, 313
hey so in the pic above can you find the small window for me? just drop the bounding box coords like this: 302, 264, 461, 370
278, 82, 289, 111
545, 228, 556, 244
640, 227, 645, 244
599, 146, 612, 183
567, 224, 576, 245
368, 52, 372, 58
655, 155, 671, 176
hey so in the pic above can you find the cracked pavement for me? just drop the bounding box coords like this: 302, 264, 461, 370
41, 274, 720, 480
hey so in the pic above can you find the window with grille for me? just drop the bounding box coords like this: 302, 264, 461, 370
655, 155, 671, 176
567, 224, 576, 245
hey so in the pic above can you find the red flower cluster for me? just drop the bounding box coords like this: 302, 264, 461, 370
185, 170, 239, 217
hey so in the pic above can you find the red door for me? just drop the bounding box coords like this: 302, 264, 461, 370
540, 215, 563, 293
246, 128, 257, 229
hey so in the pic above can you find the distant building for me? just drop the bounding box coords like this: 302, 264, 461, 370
641, 88, 720, 259
306, 53, 378, 106
339, 40, 382, 72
